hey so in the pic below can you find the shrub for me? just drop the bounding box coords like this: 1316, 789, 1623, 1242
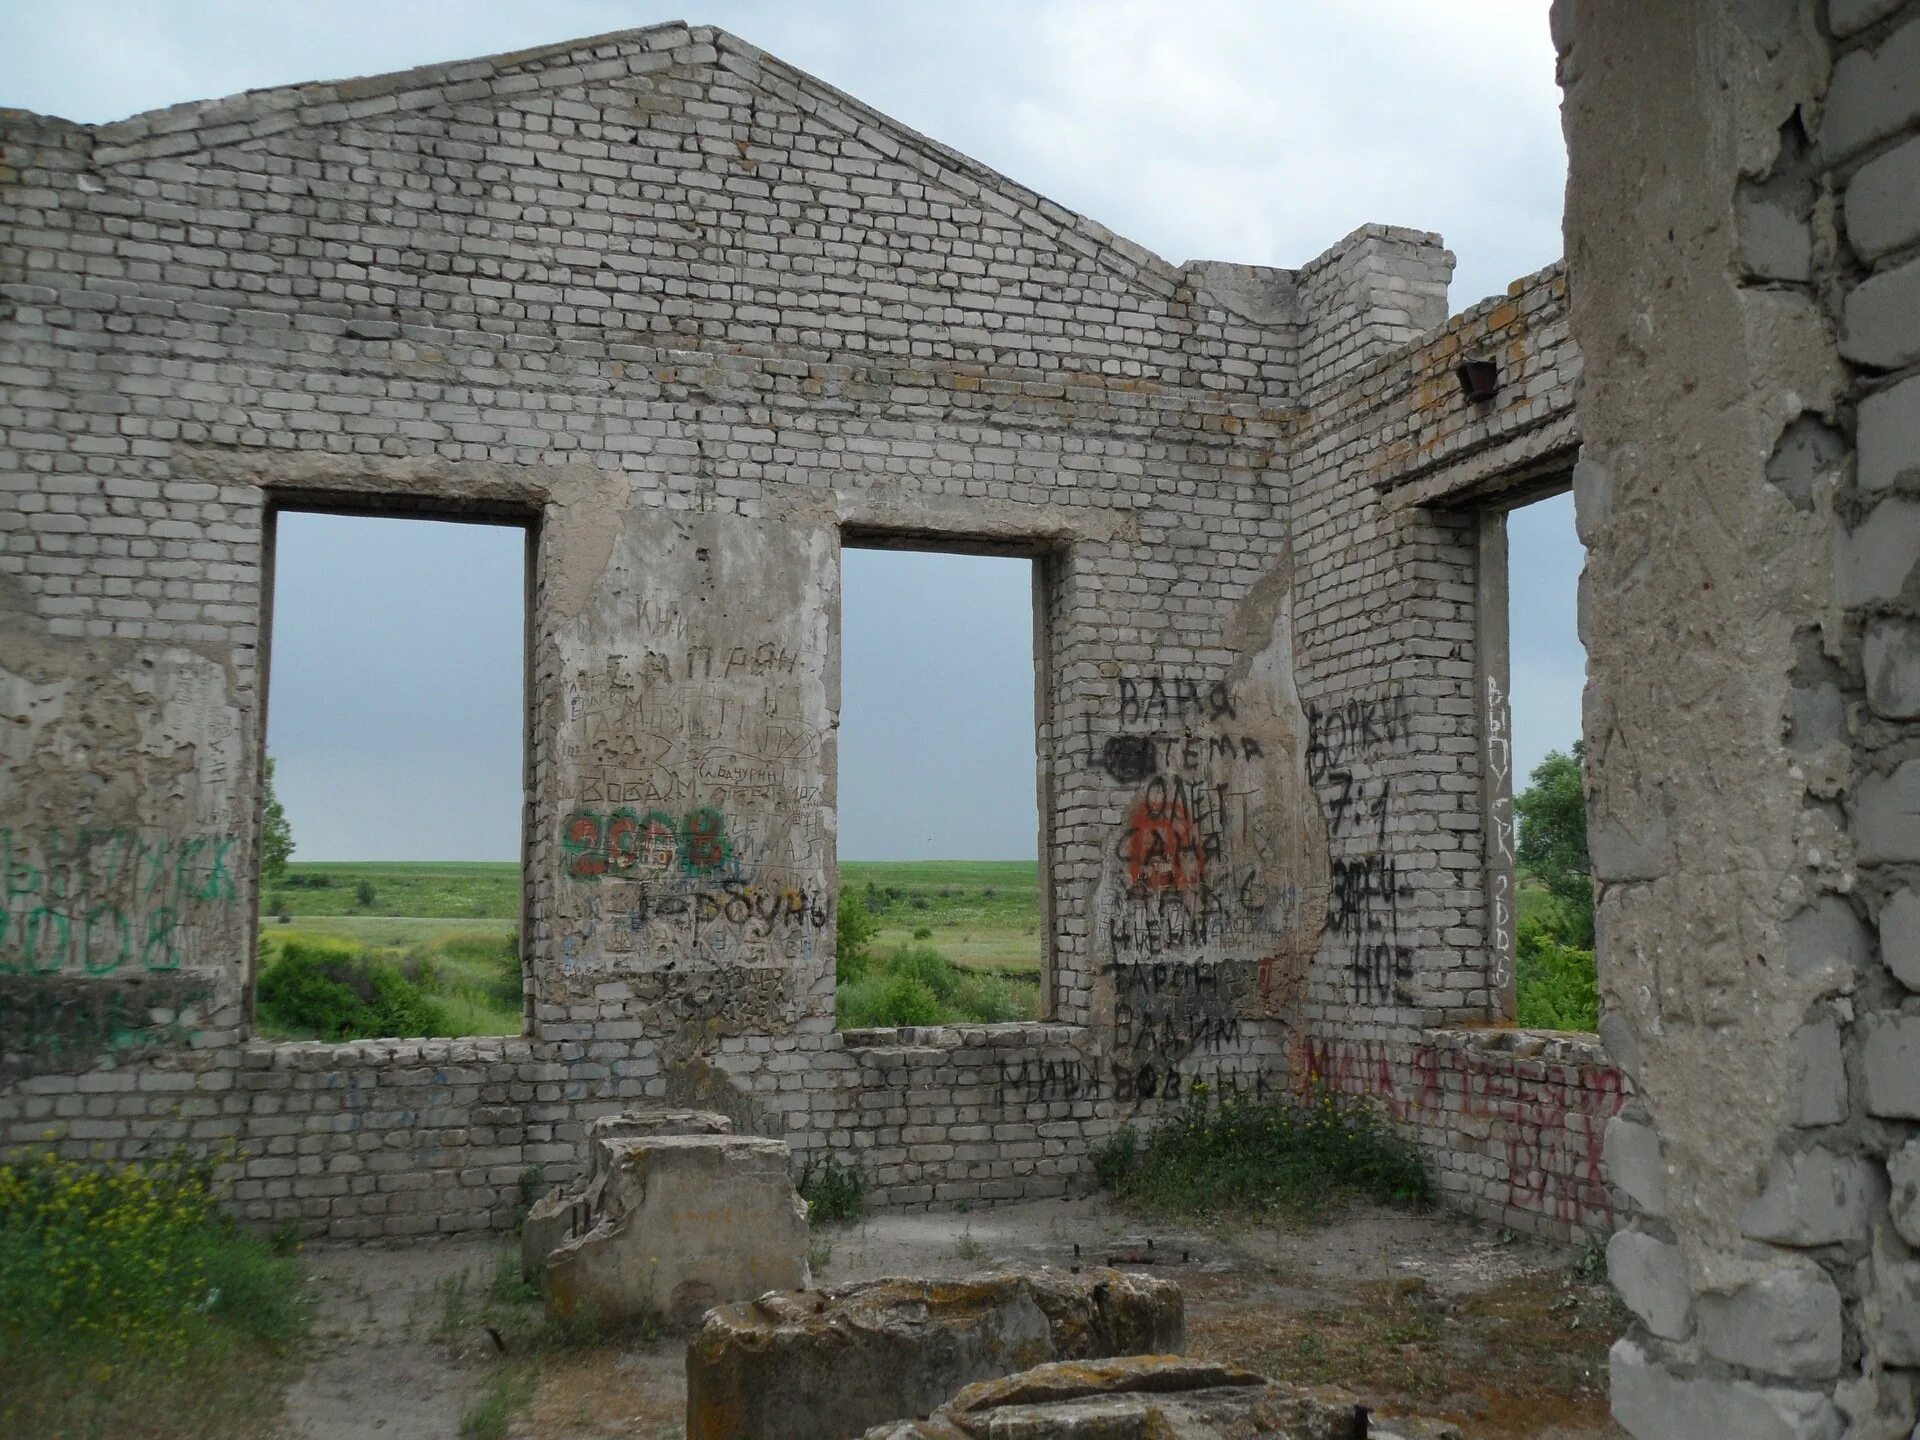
257, 936, 448, 1040
838, 972, 943, 1028
796, 1155, 868, 1225
835, 892, 879, 982
354, 880, 378, 909
0, 1147, 308, 1437
951, 971, 1028, 1023
912, 925, 933, 940
1089, 1086, 1430, 1218
1514, 917, 1599, 1031
887, 942, 960, 1001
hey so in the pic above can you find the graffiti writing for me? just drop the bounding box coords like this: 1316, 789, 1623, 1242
562, 808, 733, 880
1328, 853, 1412, 1004
0, 827, 240, 976
0, 973, 215, 1076
1304, 689, 1407, 785
1485, 672, 1517, 993
1292, 1034, 1623, 1230
1117, 675, 1237, 725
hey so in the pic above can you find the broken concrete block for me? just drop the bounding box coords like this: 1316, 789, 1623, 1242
1788, 1016, 1849, 1127
860, 1355, 1464, 1439
1607, 1230, 1692, 1340
1864, 1015, 1920, 1118
545, 1132, 806, 1330
1610, 1338, 1843, 1440
521, 1109, 733, 1285
1740, 1150, 1880, 1247
686, 1268, 1184, 1440
1603, 1113, 1667, 1217
1886, 1138, 1920, 1248
1697, 1265, 1843, 1380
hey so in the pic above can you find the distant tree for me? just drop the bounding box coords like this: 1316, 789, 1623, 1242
354, 880, 377, 910
1516, 742, 1592, 945
261, 757, 295, 881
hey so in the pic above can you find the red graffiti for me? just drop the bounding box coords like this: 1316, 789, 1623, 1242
1291, 1034, 1624, 1232
1123, 796, 1205, 892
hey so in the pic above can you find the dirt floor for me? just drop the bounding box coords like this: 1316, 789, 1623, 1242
277, 1196, 1627, 1440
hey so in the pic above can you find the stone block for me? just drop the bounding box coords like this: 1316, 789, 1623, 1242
686, 1268, 1184, 1440
1887, 1137, 1920, 1246
1882, 888, 1920, 990
1607, 1230, 1693, 1339
1865, 619, 1920, 720
1849, 136, 1920, 265
521, 1109, 733, 1284
1789, 1016, 1849, 1127
1856, 760, 1920, 865
545, 1133, 807, 1331
1609, 1338, 1842, 1440
1859, 375, 1920, 493
1604, 1114, 1668, 1217
859, 1355, 1453, 1440
1878, 1259, 1920, 1367
1823, 15, 1920, 162
1739, 1149, 1879, 1246
1842, 255, 1920, 370
1782, 896, 1871, 985
1697, 1266, 1843, 1380
1866, 1015, 1920, 1117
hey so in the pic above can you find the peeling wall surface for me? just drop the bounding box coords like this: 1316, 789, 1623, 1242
0, 25, 1611, 1241
1558, 0, 1920, 1435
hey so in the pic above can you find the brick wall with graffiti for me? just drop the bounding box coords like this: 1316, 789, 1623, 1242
0, 32, 1619, 1244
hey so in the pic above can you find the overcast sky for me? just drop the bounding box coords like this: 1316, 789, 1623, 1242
6, 2, 1581, 862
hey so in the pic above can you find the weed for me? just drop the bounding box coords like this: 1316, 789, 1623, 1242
797, 1154, 869, 1226
460, 1369, 536, 1440
952, 1227, 986, 1262
1089, 1085, 1430, 1219
807, 1232, 836, 1272
0, 1146, 310, 1439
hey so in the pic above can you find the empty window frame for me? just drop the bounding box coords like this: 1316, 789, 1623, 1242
835, 541, 1051, 1028
255, 506, 532, 1041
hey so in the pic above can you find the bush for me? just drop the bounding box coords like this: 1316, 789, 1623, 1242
835, 892, 879, 981
796, 1154, 868, 1226
0, 1147, 308, 1438
354, 880, 378, 909
1514, 916, 1599, 1031
835, 940, 1041, 1028
838, 972, 944, 1028
257, 936, 449, 1040
912, 925, 933, 941
1089, 1086, 1430, 1218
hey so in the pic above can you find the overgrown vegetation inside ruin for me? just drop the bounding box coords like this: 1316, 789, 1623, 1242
796, 1153, 869, 1225
1091, 1087, 1431, 1219
0, 1146, 310, 1440
836, 926, 1040, 1027
256, 930, 522, 1041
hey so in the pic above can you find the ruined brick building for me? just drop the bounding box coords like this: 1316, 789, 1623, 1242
2, 3, 1917, 1435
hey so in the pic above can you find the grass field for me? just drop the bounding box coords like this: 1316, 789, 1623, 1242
839, 859, 1041, 974
260, 861, 520, 920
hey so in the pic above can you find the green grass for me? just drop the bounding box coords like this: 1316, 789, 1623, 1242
839, 860, 1041, 974
260, 861, 520, 920
837, 939, 1041, 1027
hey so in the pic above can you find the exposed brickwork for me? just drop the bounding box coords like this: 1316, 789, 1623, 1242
0, 24, 1610, 1241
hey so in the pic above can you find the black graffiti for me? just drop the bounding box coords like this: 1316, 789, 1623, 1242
1324, 774, 1392, 841
1108, 873, 1264, 955
1328, 855, 1412, 1004
618, 879, 834, 936
1100, 735, 1158, 784
1000, 1057, 1099, 1105
1099, 732, 1264, 783
1113, 1062, 1279, 1105
1117, 676, 1237, 725
1305, 690, 1407, 785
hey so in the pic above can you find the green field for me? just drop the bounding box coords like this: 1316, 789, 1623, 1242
838, 859, 1041, 975
260, 860, 520, 920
